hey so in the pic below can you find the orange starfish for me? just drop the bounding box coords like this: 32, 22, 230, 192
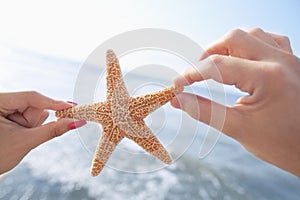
56, 50, 183, 176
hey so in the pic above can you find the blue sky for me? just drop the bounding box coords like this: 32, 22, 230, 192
0, 0, 299, 60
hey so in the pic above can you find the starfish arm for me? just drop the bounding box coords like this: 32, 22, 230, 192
130, 86, 183, 120
90, 124, 125, 176
126, 120, 172, 164
55, 102, 109, 124
106, 49, 129, 99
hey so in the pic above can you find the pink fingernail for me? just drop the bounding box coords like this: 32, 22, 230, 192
69, 120, 87, 130
67, 101, 78, 106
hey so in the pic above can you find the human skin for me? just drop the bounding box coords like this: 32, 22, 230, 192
171, 28, 300, 177
0, 91, 86, 174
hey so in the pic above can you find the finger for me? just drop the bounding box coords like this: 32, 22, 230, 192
7, 108, 48, 128
36, 110, 49, 126
174, 55, 259, 94
248, 28, 280, 48
200, 29, 280, 61
267, 32, 293, 53
6, 113, 27, 127
0, 91, 72, 112
171, 92, 241, 138
248, 28, 293, 53
22, 118, 87, 150
23, 108, 50, 127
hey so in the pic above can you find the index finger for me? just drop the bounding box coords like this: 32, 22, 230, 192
174, 55, 258, 94
0, 91, 72, 112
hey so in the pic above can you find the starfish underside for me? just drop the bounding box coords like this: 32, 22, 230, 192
56, 50, 183, 176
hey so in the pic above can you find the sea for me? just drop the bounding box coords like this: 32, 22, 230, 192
0, 44, 299, 200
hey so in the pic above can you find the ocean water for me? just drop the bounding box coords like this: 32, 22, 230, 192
0, 44, 299, 200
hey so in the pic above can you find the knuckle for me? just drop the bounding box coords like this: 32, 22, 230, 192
25, 90, 41, 99
225, 28, 246, 42
249, 27, 264, 35
223, 29, 247, 52
279, 35, 291, 45
257, 63, 284, 85
48, 122, 62, 138
209, 54, 224, 66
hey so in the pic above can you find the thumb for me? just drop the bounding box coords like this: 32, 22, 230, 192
24, 118, 87, 150
171, 92, 241, 138
171, 93, 209, 123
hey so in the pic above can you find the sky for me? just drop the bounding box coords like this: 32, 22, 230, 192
0, 0, 299, 62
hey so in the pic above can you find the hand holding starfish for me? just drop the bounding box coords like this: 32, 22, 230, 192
0, 92, 86, 175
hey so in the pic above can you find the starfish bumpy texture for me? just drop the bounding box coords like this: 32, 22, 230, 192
56, 50, 183, 176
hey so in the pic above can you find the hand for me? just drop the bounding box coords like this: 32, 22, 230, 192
171, 28, 300, 177
0, 91, 86, 174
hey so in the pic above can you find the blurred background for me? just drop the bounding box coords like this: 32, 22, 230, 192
0, 0, 300, 199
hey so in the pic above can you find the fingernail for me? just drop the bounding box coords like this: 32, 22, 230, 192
67, 101, 78, 106
173, 76, 182, 87
69, 120, 87, 130
173, 76, 189, 87
174, 85, 184, 94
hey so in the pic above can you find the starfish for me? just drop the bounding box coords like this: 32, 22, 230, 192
56, 50, 183, 176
